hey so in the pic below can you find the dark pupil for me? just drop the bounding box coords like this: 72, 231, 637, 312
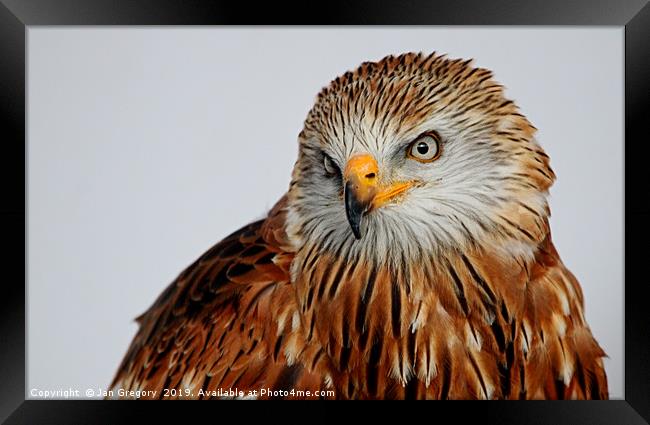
416, 142, 429, 155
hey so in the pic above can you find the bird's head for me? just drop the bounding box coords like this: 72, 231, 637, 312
286, 52, 555, 266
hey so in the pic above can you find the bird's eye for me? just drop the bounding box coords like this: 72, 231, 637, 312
407, 131, 442, 163
323, 153, 340, 177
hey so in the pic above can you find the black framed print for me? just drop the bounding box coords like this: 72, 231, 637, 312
2, 0, 649, 423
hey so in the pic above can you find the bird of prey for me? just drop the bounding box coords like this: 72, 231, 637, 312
110, 52, 608, 400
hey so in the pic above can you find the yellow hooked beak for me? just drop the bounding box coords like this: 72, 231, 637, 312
343, 153, 414, 239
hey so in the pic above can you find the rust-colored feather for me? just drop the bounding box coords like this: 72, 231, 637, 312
110, 198, 607, 399
109, 196, 330, 399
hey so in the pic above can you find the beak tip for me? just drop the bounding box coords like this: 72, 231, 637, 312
344, 182, 366, 240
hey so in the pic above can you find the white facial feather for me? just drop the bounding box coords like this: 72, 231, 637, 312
287, 116, 543, 265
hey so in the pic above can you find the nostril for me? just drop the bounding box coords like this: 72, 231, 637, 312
365, 172, 376, 179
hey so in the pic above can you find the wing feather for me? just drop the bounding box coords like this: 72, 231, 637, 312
520, 233, 608, 399
109, 196, 325, 399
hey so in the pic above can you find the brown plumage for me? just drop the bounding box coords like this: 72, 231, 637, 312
109, 52, 608, 399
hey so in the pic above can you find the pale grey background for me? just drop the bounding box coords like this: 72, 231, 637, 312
27, 28, 624, 398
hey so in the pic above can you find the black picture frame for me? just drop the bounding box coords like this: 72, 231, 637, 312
2, 0, 648, 423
